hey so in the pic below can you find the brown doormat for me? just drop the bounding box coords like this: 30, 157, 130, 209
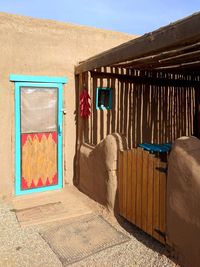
40, 215, 130, 266
15, 201, 92, 226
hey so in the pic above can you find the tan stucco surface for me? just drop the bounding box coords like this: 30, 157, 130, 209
167, 136, 200, 267
79, 134, 128, 211
0, 12, 135, 198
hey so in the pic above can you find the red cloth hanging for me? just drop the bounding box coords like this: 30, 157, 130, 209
80, 89, 91, 118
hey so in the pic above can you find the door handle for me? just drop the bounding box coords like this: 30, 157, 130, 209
62, 108, 67, 115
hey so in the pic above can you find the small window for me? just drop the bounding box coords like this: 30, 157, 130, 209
96, 87, 112, 110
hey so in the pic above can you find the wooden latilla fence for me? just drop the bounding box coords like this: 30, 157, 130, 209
85, 69, 196, 148
118, 147, 167, 244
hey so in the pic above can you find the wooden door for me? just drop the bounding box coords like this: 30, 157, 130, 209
15, 80, 64, 195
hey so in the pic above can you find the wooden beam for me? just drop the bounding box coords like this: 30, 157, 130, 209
75, 12, 200, 74
149, 69, 200, 76
124, 50, 200, 70
156, 60, 200, 71
91, 71, 200, 87
113, 42, 200, 69
159, 49, 200, 64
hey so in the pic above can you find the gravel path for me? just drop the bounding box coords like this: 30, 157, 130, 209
0, 202, 62, 267
70, 209, 178, 267
0, 201, 178, 267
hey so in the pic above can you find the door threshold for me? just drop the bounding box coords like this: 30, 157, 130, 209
12, 187, 65, 210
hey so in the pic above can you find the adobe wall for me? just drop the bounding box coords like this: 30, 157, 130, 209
79, 134, 128, 211
0, 12, 135, 198
167, 136, 200, 267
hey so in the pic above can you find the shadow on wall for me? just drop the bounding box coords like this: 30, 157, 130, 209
167, 136, 200, 267
77, 133, 128, 212
86, 70, 196, 148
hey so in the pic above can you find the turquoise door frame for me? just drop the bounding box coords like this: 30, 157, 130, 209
10, 75, 67, 196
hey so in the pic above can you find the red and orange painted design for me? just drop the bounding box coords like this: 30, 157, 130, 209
21, 132, 57, 190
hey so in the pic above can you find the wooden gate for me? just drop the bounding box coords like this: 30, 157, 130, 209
118, 148, 167, 244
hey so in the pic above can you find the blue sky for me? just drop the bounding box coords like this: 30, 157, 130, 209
0, 0, 199, 34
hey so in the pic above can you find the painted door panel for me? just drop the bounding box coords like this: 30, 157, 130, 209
15, 82, 63, 195
21, 132, 58, 190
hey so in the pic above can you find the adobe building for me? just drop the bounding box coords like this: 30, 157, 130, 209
0, 12, 136, 198
1, 10, 200, 266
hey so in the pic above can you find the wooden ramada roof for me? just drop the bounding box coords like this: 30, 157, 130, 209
75, 12, 200, 75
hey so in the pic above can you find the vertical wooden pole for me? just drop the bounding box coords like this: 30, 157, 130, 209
74, 72, 84, 185
82, 72, 89, 143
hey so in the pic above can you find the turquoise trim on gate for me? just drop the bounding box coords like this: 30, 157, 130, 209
10, 74, 67, 84
12, 76, 67, 196
138, 143, 172, 153
96, 87, 113, 110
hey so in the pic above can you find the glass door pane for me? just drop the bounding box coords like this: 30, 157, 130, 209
21, 87, 57, 133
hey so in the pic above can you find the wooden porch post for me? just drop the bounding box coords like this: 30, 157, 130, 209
74, 73, 83, 185
74, 71, 89, 185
